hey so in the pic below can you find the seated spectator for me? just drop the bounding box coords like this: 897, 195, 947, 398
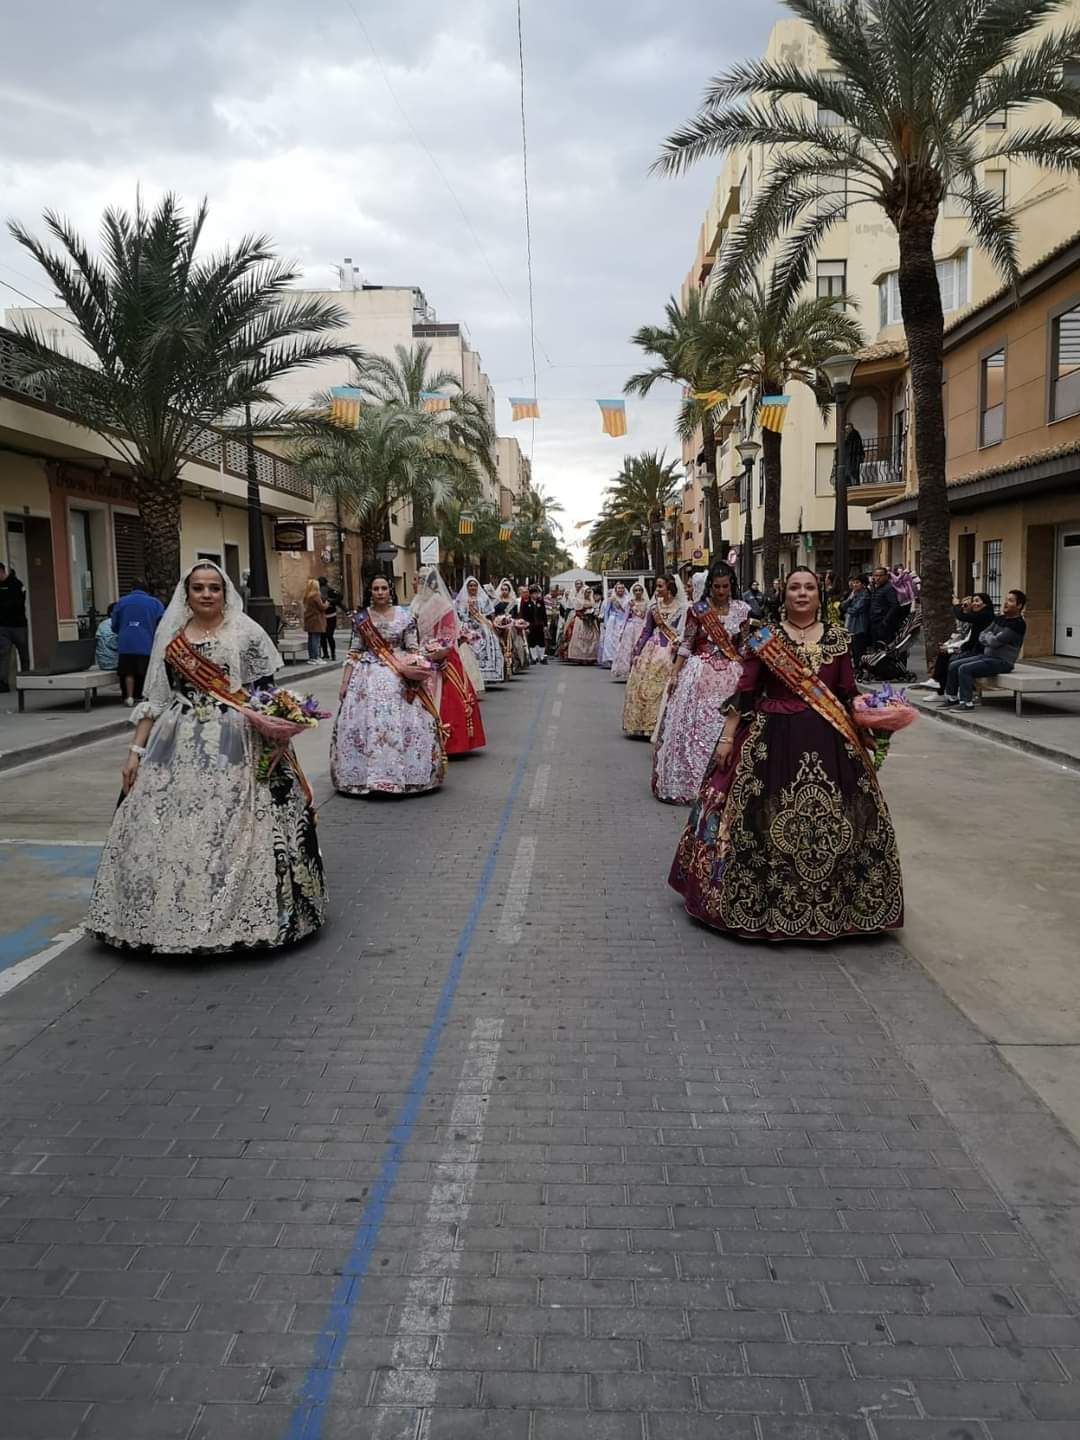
95, 603, 119, 676
840, 574, 872, 669
919, 593, 994, 692
942, 589, 1026, 709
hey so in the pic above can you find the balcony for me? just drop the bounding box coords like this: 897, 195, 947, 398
830, 432, 907, 502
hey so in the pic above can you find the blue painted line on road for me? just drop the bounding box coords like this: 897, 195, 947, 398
0, 915, 64, 973
0, 843, 101, 880
285, 670, 552, 1440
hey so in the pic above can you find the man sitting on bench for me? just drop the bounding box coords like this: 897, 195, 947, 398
942, 589, 1027, 711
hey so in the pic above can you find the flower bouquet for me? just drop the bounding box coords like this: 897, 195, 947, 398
243, 686, 330, 782
850, 683, 918, 770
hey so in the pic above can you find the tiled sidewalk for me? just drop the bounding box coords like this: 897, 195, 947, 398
0, 665, 1078, 1439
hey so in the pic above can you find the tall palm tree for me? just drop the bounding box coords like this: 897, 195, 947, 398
655, 0, 1080, 653
351, 342, 497, 558
700, 272, 864, 586
625, 290, 729, 552
6, 194, 358, 598
589, 451, 681, 575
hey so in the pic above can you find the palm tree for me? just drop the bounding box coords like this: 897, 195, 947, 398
351, 342, 497, 558
700, 272, 864, 586
655, 0, 1080, 653
625, 290, 729, 552
6, 194, 359, 598
588, 452, 681, 574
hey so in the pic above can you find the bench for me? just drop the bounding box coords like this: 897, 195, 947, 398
16, 667, 117, 712
978, 663, 1080, 716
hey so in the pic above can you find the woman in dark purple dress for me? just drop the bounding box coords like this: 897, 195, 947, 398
669, 568, 903, 942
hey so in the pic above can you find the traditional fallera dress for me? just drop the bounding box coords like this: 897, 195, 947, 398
652, 598, 749, 804
86, 570, 326, 955
598, 593, 630, 668
557, 586, 587, 657
331, 606, 446, 796
492, 582, 522, 676
611, 593, 648, 682
413, 572, 486, 757
669, 622, 904, 941
455, 579, 504, 687
622, 597, 685, 737
565, 592, 601, 664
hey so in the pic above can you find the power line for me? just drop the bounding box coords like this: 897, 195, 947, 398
0, 272, 73, 327
516, 0, 539, 465
340, 0, 554, 368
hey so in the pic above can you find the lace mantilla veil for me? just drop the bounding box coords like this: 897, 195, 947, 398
133, 560, 284, 723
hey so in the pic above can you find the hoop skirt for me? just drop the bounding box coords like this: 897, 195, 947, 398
441, 648, 486, 755
611, 605, 647, 681
622, 606, 682, 737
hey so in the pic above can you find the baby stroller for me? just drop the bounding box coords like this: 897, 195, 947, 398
859, 604, 921, 684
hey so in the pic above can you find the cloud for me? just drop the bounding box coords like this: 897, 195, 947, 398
0, 0, 782, 558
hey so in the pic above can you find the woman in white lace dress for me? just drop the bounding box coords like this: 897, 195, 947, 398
331, 575, 446, 796
86, 562, 326, 954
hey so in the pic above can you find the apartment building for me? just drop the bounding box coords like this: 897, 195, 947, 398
677, 4, 1080, 583
495, 436, 532, 521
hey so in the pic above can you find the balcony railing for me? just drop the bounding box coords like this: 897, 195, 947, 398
0, 329, 312, 502
831, 431, 906, 489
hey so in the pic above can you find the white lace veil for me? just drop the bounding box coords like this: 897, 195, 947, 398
455, 575, 492, 617
134, 560, 283, 723
691, 572, 706, 603
412, 567, 457, 642
494, 577, 514, 607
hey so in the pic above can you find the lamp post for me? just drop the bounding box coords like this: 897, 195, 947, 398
821, 353, 859, 588
243, 402, 277, 639
735, 438, 761, 593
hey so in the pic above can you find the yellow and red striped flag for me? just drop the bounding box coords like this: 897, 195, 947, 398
328, 386, 363, 427
458, 512, 476, 536
758, 394, 790, 433
498, 523, 513, 543
420, 390, 451, 413
693, 390, 728, 409
510, 397, 540, 422
597, 398, 627, 437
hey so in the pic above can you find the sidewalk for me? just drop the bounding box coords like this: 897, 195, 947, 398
909, 684, 1080, 770
0, 659, 341, 772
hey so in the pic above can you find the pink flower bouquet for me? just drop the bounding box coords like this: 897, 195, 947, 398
243, 687, 330, 781
850, 683, 918, 770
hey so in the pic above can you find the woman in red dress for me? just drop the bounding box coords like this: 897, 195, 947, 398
669, 568, 903, 941
412, 568, 486, 757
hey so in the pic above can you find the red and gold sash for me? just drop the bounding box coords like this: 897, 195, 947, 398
695, 604, 742, 665
356, 611, 449, 771
747, 624, 878, 787
653, 609, 682, 647
165, 632, 315, 805
443, 655, 476, 739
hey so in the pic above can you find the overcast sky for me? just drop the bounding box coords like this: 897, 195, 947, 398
0, 0, 782, 555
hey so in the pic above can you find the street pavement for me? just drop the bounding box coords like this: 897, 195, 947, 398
1, 662, 1080, 1439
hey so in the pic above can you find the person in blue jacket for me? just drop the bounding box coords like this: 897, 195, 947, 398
111, 579, 165, 707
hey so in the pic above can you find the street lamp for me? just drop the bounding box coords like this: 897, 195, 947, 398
735, 438, 760, 593
821, 353, 859, 588
243, 402, 277, 639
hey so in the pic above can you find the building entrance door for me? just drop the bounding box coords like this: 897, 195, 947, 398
4, 514, 57, 669
1055, 524, 1080, 657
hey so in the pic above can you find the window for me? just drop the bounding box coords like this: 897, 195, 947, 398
817, 71, 844, 127
984, 539, 1003, 608
985, 107, 1007, 129
817, 260, 847, 300
980, 347, 1006, 446
879, 271, 902, 327
985, 169, 1007, 207
1050, 300, 1080, 421
881, 252, 968, 324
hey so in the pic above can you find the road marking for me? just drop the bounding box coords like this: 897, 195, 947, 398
373, 1017, 503, 1434
528, 763, 551, 811
0, 838, 102, 847
496, 836, 537, 944
0, 927, 84, 1000
557, 681, 566, 695
551, 698, 563, 718
285, 670, 551, 1440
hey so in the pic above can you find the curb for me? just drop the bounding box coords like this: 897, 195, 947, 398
912, 694, 1080, 773
0, 660, 341, 774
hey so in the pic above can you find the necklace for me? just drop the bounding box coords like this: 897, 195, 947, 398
784, 617, 820, 638
187, 616, 224, 642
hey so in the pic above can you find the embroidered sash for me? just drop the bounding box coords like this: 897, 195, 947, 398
747, 624, 879, 786
652, 609, 682, 647
165, 632, 315, 805
695, 604, 742, 665
444, 656, 476, 740
355, 611, 449, 768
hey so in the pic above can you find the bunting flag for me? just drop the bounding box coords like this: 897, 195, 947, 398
458, 512, 476, 536
510, 396, 540, 421
420, 390, 451, 413
597, 398, 628, 437
531, 538, 542, 551
759, 394, 790, 433
328, 386, 363, 428
693, 390, 728, 409
498, 523, 514, 542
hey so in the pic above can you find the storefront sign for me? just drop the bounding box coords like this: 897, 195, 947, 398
872, 517, 905, 539
273, 521, 310, 551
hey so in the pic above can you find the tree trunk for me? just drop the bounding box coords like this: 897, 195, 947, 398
761, 422, 783, 592
136, 475, 183, 602
898, 217, 951, 661
701, 410, 725, 563
650, 517, 665, 576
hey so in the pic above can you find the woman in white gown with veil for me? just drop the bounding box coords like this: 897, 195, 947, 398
455, 576, 505, 687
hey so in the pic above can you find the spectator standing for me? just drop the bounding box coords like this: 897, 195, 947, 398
111, 579, 164, 707
302, 577, 329, 661
840, 574, 872, 670
868, 566, 902, 647
943, 589, 1027, 709
0, 562, 30, 692
95, 603, 119, 676
741, 582, 765, 619
318, 577, 340, 661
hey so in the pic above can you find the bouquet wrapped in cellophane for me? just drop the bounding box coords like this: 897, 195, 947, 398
850, 683, 918, 770
243, 687, 330, 782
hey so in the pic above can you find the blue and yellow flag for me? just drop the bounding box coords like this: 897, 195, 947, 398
510, 397, 540, 422
421, 390, 451, 413
329, 386, 363, 428
759, 394, 790, 433
598, 398, 627, 437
